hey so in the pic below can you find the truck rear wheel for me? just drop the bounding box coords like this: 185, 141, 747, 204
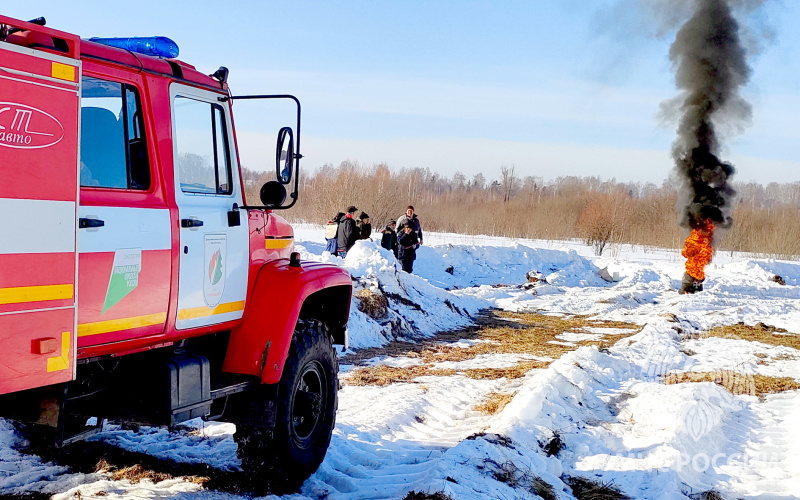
234, 319, 338, 490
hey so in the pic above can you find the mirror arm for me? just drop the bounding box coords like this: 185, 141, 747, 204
237, 200, 298, 211
229, 94, 301, 210
238, 205, 272, 210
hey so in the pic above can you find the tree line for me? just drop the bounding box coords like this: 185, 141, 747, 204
243, 161, 800, 259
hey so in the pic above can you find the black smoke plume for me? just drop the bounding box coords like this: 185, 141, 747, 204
668, 0, 753, 230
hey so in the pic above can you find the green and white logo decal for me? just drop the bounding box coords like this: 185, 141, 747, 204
209, 249, 223, 286
203, 234, 226, 308
102, 248, 142, 314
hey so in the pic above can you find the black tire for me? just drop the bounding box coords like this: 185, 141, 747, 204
234, 319, 339, 491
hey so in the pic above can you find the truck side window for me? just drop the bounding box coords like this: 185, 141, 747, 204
80, 76, 150, 190
173, 96, 232, 195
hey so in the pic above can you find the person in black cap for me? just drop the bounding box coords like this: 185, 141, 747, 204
336, 205, 360, 257
396, 205, 422, 246
357, 212, 372, 240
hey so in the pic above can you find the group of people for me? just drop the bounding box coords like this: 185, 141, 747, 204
325, 205, 423, 273
324, 206, 372, 257
380, 206, 423, 273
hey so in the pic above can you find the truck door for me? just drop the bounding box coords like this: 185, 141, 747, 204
170, 85, 248, 329
0, 34, 80, 394
75, 73, 171, 347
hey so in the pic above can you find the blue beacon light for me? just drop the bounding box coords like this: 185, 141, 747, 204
89, 36, 179, 58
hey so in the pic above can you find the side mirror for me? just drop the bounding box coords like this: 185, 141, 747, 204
229, 94, 301, 210
260, 181, 287, 208
276, 127, 294, 184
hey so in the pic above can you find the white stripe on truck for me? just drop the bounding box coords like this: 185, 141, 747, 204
0, 198, 76, 254
78, 206, 171, 253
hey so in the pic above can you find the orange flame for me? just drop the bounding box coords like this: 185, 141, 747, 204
681, 219, 715, 280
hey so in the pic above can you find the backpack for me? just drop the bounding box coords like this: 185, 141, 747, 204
324, 221, 338, 239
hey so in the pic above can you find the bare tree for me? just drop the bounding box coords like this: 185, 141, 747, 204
452, 171, 467, 191
576, 193, 631, 256
471, 172, 486, 191
500, 164, 518, 203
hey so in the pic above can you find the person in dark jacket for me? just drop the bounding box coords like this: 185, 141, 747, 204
336, 206, 359, 257
397, 223, 419, 273
381, 220, 398, 258
396, 205, 422, 246
357, 212, 372, 240
325, 212, 345, 254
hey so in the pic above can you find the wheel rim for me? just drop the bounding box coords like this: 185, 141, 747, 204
291, 360, 327, 449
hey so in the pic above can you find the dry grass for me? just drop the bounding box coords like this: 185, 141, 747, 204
703, 322, 800, 350
474, 392, 516, 415
466, 433, 514, 448
355, 288, 389, 319
109, 464, 174, 484
95, 459, 208, 486
402, 492, 453, 500
532, 476, 557, 500
486, 311, 640, 355
564, 476, 632, 500
94, 459, 113, 473
413, 312, 639, 362
344, 312, 640, 387
464, 360, 550, 381
664, 371, 800, 397
482, 459, 556, 499
690, 491, 727, 500
347, 365, 456, 387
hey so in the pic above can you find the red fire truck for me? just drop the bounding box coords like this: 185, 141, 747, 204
0, 15, 352, 488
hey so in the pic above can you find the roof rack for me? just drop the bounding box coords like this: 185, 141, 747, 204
0, 14, 80, 58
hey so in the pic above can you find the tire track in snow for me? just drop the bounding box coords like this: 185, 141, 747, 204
307, 375, 503, 498
721, 393, 800, 497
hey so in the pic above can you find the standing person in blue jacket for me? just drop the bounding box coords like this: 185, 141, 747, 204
396, 205, 422, 247
397, 223, 419, 273
325, 212, 344, 254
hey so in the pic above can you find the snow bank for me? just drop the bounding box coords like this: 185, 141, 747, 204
416, 242, 606, 289
298, 235, 608, 349
297, 240, 487, 349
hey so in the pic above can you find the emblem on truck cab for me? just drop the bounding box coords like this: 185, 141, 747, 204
102, 248, 142, 314
203, 234, 227, 307
0, 102, 64, 149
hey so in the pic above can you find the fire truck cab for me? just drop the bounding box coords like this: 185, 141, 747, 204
0, 15, 351, 489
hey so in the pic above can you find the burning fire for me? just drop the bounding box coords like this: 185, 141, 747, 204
681, 219, 715, 281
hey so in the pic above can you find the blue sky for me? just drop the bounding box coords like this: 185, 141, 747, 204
6, 1, 799, 184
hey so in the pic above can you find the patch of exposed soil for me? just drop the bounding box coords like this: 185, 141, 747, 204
474, 392, 516, 415
343, 310, 641, 387
702, 322, 800, 350
664, 371, 800, 398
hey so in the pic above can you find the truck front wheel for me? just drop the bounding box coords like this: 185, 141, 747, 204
234, 319, 339, 490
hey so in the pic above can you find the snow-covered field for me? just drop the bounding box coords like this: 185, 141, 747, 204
2, 226, 800, 499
